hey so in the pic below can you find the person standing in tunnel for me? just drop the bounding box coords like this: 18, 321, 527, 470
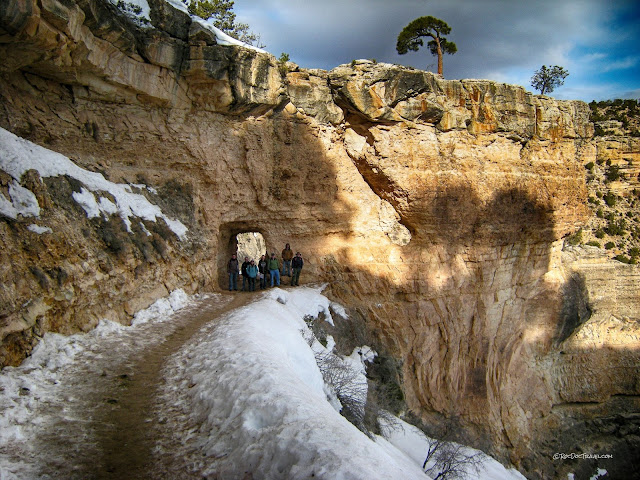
258, 254, 268, 290
240, 256, 250, 291
281, 243, 294, 277
268, 252, 280, 287
291, 252, 304, 286
246, 260, 258, 292
227, 253, 239, 291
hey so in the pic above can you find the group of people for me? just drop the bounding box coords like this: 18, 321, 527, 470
227, 243, 304, 292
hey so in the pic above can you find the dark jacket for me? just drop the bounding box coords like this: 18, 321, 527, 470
241, 261, 250, 276
258, 259, 268, 274
227, 258, 239, 274
292, 256, 304, 269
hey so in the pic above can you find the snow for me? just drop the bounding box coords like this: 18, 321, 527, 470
71, 187, 102, 218
0, 289, 202, 478
190, 16, 267, 53
155, 286, 426, 479
131, 288, 191, 326
27, 224, 52, 234
117, 0, 267, 53
329, 300, 348, 321
163, 0, 189, 15
0, 127, 187, 239
165, 0, 266, 53
379, 417, 527, 480
0, 285, 529, 479
568, 469, 609, 480
0, 180, 40, 219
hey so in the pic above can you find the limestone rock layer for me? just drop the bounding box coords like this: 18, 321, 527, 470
1, 1, 639, 478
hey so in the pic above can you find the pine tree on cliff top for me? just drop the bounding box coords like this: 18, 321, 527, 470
396, 16, 457, 76
530, 65, 569, 95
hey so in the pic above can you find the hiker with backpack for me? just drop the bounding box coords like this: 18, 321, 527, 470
240, 257, 250, 291
246, 260, 258, 292
281, 243, 294, 277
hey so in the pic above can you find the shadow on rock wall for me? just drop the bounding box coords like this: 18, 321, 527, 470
320, 179, 560, 457
428, 182, 556, 246
211, 115, 348, 290
324, 175, 638, 479
555, 272, 592, 344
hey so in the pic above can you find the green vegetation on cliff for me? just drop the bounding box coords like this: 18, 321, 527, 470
589, 99, 640, 137
568, 99, 640, 262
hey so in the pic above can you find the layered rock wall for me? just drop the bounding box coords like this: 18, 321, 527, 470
1, 0, 638, 477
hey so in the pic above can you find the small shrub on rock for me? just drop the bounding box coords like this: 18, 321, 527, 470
603, 191, 617, 207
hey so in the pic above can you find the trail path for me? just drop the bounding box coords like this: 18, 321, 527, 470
24, 292, 253, 479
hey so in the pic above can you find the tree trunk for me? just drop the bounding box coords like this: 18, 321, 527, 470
436, 39, 443, 75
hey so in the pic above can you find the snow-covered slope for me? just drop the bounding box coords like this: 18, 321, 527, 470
155, 286, 428, 479
0, 127, 187, 239
110, 0, 267, 53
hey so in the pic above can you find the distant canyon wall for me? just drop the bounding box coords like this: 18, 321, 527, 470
1, 0, 639, 478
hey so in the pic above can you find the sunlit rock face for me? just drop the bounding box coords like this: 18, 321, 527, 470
1, 0, 638, 477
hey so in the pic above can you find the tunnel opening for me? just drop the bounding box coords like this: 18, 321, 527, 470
236, 232, 267, 264
217, 222, 267, 290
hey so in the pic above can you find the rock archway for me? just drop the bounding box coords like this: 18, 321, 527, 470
217, 222, 270, 290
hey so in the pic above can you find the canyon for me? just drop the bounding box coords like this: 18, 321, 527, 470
1, 0, 639, 478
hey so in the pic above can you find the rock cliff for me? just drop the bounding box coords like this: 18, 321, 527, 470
1, 0, 638, 477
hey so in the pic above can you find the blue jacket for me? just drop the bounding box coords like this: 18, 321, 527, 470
246, 264, 258, 278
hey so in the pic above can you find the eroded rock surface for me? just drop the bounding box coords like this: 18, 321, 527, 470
1, 1, 638, 478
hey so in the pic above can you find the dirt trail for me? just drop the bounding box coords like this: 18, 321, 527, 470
97, 293, 253, 479
31, 292, 254, 479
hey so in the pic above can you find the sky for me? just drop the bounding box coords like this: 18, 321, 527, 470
233, 0, 640, 102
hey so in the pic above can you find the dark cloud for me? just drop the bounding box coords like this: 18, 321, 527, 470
235, 0, 640, 101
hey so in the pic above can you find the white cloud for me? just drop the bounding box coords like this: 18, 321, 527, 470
583, 52, 608, 63
601, 56, 639, 72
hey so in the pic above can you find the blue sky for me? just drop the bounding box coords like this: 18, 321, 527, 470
234, 0, 640, 102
